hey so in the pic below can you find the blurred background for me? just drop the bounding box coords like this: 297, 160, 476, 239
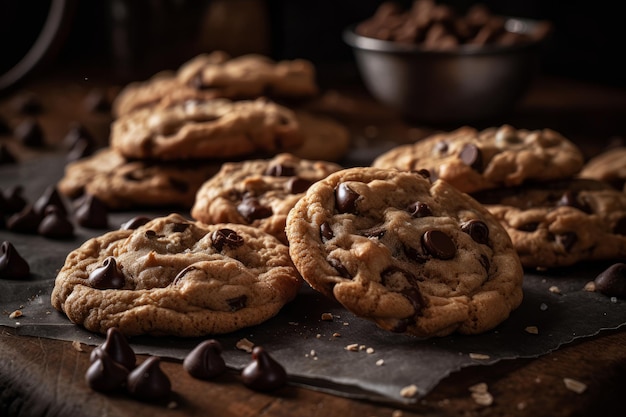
1, 0, 625, 92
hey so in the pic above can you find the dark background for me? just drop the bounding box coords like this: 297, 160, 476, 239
2, 0, 625, 89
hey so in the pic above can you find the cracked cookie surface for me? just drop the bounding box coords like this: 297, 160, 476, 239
372, 125, 584, 193
51, 213, 302, 336
285, 167, 523, 338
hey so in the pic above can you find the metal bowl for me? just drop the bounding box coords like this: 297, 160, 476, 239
343, 17, 546, 124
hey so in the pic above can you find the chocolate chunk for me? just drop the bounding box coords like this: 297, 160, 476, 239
84, 89, 111, 113
237, 195, 272, 222
33, 185, 68, 217
480, 253, 491, 272
183, 339, 227, 380
415, 169, 431, 180
320, 222, 334, 241
407, 201, 432, 218
335, 183, 359, 214
0, 241, 30, 279
120, 215, 151, 230
241, 346, 287, 392
12, 92, 42, 114
403, 244, 428, 264
127, 356, 171, 401
421, 229, 456, 259
75, 194, 109, 229
172, 265, 197, 285
7, 205, 42, 234
555, 232, 577, 251
2, 186, 28, 214
14, 119, 45, 147
38, 206, 74, 239
91, 327, 136, 370
360, 225, 386, 239
265, 163, 295, 177
402, 286, 425, 315
286, 177, 313, 194
88, 256, 125, 289
459, 143, 483, 172
518, 222, 539, 232
0, 143, 17, 164
557, 191, 592, 213
612, 217, 626, 236
227, 295, 247, 311
434, 141, 449, 154
594, 263, 626, 298
85, 351, 129, 393
171, 222, 190, 233
460, 219, 489, 244
328, 257, 352, 278
211, 228, 244, 251
145, 230, 158, 238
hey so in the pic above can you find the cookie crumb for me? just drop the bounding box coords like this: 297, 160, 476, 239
358, 344, 367, 351
236, 338, 255, 353
583, 281, 596, 292
343, 322, 349, 326
321, 312, 333, 321
332, 332, 341, 337
316, 333, 322, 339
71, 340, 84, 352
345, 343, 359, 352
376, 359, 385, 366
9, 310, 22, 319
549, 285, 561, 294
469, 383, 493, 406
563, 378, 587, 394
366, 347, 375, 354
469, 353, 490, 360
525, 326, 539, 334
400, 384, 419, 398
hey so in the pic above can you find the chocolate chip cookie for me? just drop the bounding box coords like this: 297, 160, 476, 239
285, 167, 523, 338
51, 213, 302, 336
372, 125, 585, 193
57, 148, 221, 209
191, 153, 342, 244
290, 111, 351, 162
473, 179, 626, 268
579, 147, 626, 190
110, 97, 304, 160
112, 51, 318, 117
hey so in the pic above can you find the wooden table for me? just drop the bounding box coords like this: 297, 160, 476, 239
1, 66, 626, 417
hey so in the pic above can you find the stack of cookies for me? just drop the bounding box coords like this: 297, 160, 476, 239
372, 124, 626, 269
57, 51, 351, 210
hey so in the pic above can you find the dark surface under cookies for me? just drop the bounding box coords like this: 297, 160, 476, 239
1, 154, 625, 405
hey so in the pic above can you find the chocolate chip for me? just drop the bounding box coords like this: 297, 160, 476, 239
237, 195, 272, 222
518, 222, 539, 232
38, 206, 74, 239
480, 254, 491, 272
14, 119, 45, 147
85, 350, 129, 393
434, 141, 449, 154
265, 163, 295, 177
183, 339, 227, 380
88, 257, 125, 289
91, 327, 136, 370
401, 286, 425, 315
391, 318, 410, 333
33, 185, 68, 217
459, 143, 483, 172
120, 215, 151, 230
320, 222, 334, 241
0, 241, 30, 279
75, 194, 109, 229
227, 295, 247, 311
127, 356, 171, 401
286, 177, 313, 194
241, 346, 287, 392
172, 265, 196, 285
211, 228, 244, 251
612, 217, 626, 236
594, 263, 626, 298
555, 232, 577, 251
0, 143, 17, 164
557, 191, 592, 213
145, 230, 158, 238
171, 222, 190, 233
407, 201, 432, 218
360, 225, 386, 239
415, 169, 431, 180
335, 183, 359, 214
403, 244, 428, 264
7, 205, 42, 234
328, 257, 352, 278
461, 219, 489, 244
2, 186, 28, 214
422, 229, 456, 259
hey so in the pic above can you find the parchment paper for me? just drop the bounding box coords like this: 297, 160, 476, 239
1, 154, 625, 405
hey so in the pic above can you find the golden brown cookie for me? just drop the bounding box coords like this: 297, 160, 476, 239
579, 147, 626, 190
191, 153, 342, 244
51, 213, 302, 336
372, 125, 585, 193
286, 167, 523, 338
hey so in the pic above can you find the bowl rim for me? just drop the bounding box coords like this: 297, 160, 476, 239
343, 17, 546, 56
